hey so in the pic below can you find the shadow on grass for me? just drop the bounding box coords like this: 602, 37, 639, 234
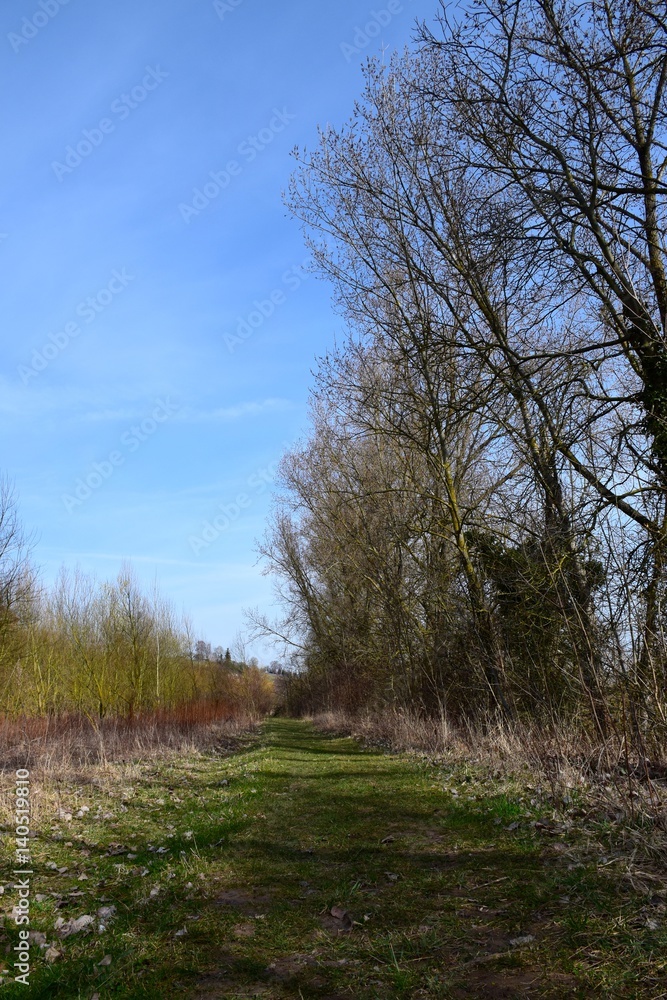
8, 718, 632, 1000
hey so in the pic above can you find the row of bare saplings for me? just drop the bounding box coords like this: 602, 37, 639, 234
258, 0, 667, 760
0, 555, 273, 722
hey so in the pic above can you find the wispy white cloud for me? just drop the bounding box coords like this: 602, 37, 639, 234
0, 378, 148, 421
177, 398, 294, 423
81, 408, 142, 423
51, 551, 254, 571
0, 378, 292, 427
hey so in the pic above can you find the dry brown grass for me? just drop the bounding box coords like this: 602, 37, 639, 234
0, 702, 261, 830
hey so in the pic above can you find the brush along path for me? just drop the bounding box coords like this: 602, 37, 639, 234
1, 718, 664, 998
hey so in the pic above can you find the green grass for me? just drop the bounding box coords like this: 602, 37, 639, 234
0, 718, 665, 997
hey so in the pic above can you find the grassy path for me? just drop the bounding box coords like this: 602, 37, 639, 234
1, 718, 664, 997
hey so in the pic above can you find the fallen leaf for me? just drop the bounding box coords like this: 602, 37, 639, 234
509, 934, 535, 947
105, 845, 127, 857
97, 955, 112, 966
55, 914, 94, 938
44, 945, 62, 963
330, 906, 353, 928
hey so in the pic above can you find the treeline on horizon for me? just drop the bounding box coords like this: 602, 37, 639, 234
258, 0, 667, 754
0, 479, 273, 721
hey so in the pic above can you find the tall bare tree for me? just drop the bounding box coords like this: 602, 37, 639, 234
260, 3, 667, 738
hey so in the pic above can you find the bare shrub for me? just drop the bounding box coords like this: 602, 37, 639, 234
0, 704, 261, 831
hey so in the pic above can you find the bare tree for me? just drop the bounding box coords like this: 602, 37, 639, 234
0, 476, 34, 647
263, 4, 667, 738
419, 0, 667, 681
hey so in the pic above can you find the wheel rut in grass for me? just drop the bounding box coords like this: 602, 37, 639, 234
189, 719, 588, 998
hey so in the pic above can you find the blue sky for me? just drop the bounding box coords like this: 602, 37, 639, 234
0, 0, 436, 659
